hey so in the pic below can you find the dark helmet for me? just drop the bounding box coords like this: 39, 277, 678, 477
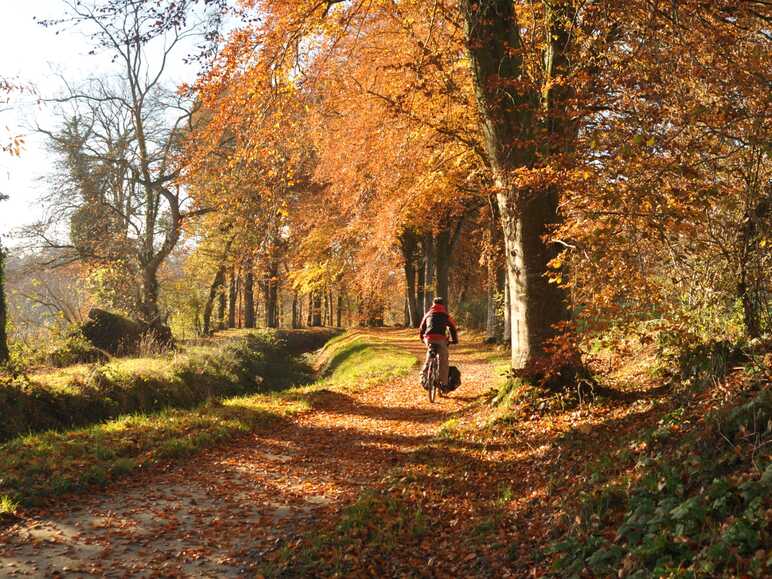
433, 297, 445, 306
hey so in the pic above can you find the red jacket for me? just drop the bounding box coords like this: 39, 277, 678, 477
419, 304, 458, 343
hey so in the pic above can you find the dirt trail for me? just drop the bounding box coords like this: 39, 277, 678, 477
0, 329, 499, 577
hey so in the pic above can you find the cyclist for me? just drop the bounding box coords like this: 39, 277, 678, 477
419, 297, 458, 391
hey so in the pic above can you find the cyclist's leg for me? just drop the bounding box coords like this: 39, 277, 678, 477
421, 339, 432, 388
438, 341, 450, 386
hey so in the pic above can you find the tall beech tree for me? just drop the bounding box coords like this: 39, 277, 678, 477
461, 0, 576, 369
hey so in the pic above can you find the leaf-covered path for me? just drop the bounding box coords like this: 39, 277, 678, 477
0, 330, 502, 577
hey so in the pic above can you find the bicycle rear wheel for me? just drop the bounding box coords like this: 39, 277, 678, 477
428, 359, 438, 403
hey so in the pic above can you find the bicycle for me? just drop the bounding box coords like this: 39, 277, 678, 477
424, 343, 441, 403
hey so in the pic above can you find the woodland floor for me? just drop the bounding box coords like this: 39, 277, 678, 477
0, 329, 673, 577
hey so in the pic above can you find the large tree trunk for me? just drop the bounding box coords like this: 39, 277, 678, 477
0, 245, 9, 364
265, 282, 278, 328
263, 262, 279, 328
416, 247, 426, 316
139, 262, 162, 325
486, 199, 505, 341
216, 289, 226, 330
278, 289, 284, 328
485, 257, 498, 341
435, 216, 464, 306
462, 0, 571, 368
737, 190, 770, 338
243, 258, 255, 328
503, 272, 512, 348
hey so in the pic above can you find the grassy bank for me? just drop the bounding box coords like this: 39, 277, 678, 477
0, 329, 311, 442
0, 331, 415, 508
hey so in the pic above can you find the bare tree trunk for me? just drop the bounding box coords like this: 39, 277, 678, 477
139, 262, 162, 325
337, 293, 343, 328
264, 282, 279, 328
263, 264, 279, 329
203, 239, 233, 335
292, 292, 300, 329
737, 191, 770, 338
416, 249, 425, 316
216, 290, 226, 330
435, 217, 464, 306
311, 291, 323, 326
485, 199, 504, 341
435, 228, 450, 303
485, 257, 497, 341
278, 288, 284, 328
329, 291, 333, 326
503, 267, 511, 349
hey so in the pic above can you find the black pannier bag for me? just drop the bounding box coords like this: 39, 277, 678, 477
445, 366, 461, 392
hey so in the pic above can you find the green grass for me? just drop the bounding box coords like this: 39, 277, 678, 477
490, 355, 512, 390
0, 495, 19, 516
0, 329, 313, 442
306, 332, 416, 391
436, 418, 460, 440
0, 331, 415, 507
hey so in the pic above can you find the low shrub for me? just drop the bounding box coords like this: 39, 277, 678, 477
47, 331, 107, 367
656, 333, 748, 386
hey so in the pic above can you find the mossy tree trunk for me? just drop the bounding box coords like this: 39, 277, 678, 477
0, 243, 9, 364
